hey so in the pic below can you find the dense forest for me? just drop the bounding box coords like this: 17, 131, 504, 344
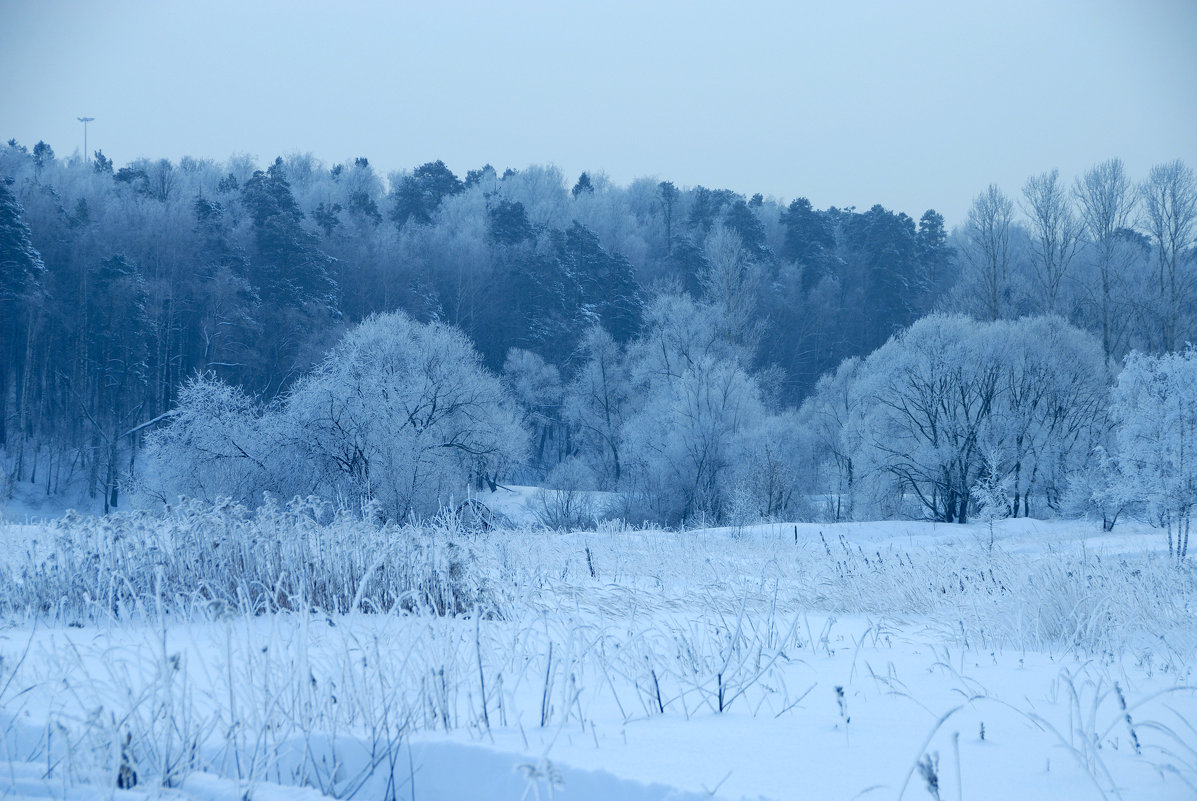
1, 140, 1195, 535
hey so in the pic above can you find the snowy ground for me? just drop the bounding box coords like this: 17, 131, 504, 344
1, 513, 1194, 800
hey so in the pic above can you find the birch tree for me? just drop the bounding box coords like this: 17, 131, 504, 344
1111, 347, 1197, 561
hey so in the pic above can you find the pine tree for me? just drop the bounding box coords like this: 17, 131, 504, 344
389, 160, 464, 229
572, 172, 594, 198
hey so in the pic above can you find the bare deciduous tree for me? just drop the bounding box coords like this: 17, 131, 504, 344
963, 184, 1015, 321
1021, 169, 1080, 315
1140, 160, 1197, 352
1074, 158, 1137, 363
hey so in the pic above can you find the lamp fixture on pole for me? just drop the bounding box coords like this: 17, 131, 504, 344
77, 117, 94, 164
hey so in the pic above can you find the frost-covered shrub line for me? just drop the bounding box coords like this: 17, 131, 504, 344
5, 506, 1194, 660
0, 497, 503, 622
539, 525, 1197, 661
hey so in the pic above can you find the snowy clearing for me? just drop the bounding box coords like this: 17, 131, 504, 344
1, 513, 1194, 800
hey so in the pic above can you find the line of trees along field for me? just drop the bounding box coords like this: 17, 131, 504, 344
0, 140, 1195, 538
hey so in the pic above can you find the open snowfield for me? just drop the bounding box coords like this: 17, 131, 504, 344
1, 507, 1195, 801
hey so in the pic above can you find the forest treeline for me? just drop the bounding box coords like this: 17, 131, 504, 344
0, 140, 1195, 537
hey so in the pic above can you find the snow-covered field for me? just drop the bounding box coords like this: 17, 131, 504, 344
1, 508, 1194, 800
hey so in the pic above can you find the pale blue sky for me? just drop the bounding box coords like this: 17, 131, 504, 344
2, 0, 1194, 226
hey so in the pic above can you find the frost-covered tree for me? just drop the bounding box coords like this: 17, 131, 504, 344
1068, 443, 1129, 532
701, 224, 763, 349
389, 160, 464, 229
146, 313, 527, 520
31, 140, 54, 175
563, 326, 631, 488
84, 254, 152, 511
991, 316, 1109, 516
728, 409, 805, 522
502, 347, 566, 475
779, 196, 836, 274
797, 356, 863, 521
239, 158, 339, 392
622, 355, 767, 524
972, 445, 1013, 550
141, 374, 276, 505
627, 293, 750, 385
571, 171, 594, 198
1110, 347, 1197, 560
618, 284, 800, 524
851, 315, 1004, 522
848, 315, 1105, 522
916, 210, 955, 307
557, 221, 642, 344
657, 180, 678, 257
498, 165, 570, 229
283, 312, 527, 519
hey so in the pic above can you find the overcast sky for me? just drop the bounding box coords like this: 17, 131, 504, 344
2, 0, 1194, 226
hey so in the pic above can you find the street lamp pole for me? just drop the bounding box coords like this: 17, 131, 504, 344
77, 117, 94, 164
